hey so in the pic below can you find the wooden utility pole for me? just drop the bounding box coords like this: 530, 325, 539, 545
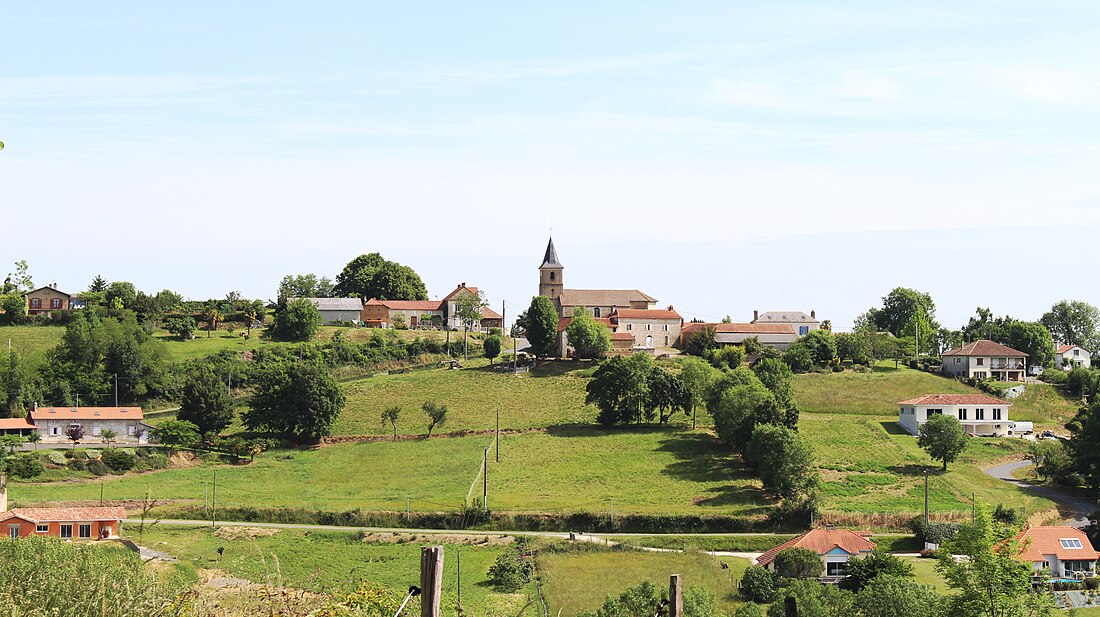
420, 546, 444, 617
923, 468, 929, 527
212, 469, 217, 528
483, 447, 489, 511
495, 407, 500, 462
668, 575, 683, 617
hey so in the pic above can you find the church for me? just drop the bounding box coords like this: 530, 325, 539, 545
538, 237, 682, 353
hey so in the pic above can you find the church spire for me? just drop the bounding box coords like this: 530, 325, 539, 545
540, 237, 561, 268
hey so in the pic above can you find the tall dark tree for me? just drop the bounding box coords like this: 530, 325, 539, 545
646, 367, 691, 424
586, 353, 654, 425
520, 296, 559, 358
244, 362, 345, 441
272, 297, 322, 341
332, 253, 428, 301
178, 366, 234, 434
1005, 321, 1055, 367
564, 309, 611, 359
1041, 300, 1100, 352
918, 414, 969, 471
87, 275, 109, 293
752, 357, 794, 408
276, 274, 334, 302
744, 424, 818, 500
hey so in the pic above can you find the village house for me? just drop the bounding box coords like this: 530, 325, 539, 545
941, 340, 1028, 382
24, 284, 73, 317
897, 394, 1013, 437
610, 307, 682, 349
1056, 344, 1092, 370
292, 297, 364, 325
752, 309, 821, 336
0, 476, 124, 540
30, 406, 150, 444
538, 238, 658, 319
0, 418, 37, 437
1007, 526, 1099, 580
361, 284, 500, 332
678, 322, 799, 351
755, 527, 876, 582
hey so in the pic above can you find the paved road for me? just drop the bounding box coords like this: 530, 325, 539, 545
985, 459, 1096, 527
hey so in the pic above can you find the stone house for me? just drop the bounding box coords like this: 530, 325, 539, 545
538, 238, 657, 319
30, 406, 150, 443
752, 309, 821, 336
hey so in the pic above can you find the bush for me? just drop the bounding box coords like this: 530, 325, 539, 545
919, 548, 938, 558
83, 449, 102, 460
8, 455, 44, 479
142, 452, 170, 470
86, 458, 109, 476
1086, 577, 1100, 590
774, 547, 823, 579
1042, 370, 1069, 385
740, 566, 779, 603
992, 503, 1019, 525
487, 546, 533, 592
67, 459, 86, 472
101, 449, 136, 473
909, 516, 959, 544
46, 451, 68, 467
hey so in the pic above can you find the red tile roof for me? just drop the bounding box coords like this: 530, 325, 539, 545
30, 407, 144, 421
756, 528, 876, 567
0, 507, 126, 523
365, 299, 444, 311
0, 418, 35, 430
1008, 526, 1100, 562
610, 332, 635, 341
942, 340, 1028, 357
610, 309, 682, 320
896, 394, 1009, 407
1057, 345, 1079, 354
680, 322, 795, 336
443, 284, 480, 302
480, 306, 503, 320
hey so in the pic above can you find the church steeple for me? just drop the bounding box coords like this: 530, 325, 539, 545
538, 237, 564, 299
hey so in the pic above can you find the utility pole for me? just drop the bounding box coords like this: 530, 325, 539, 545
406, 495, 410, 522
923, 468, 929, 527
205, 481, 209, 515
113, 373, 118, 407
495, 407, 500, 462
610, 496, 614, 526
482, 448, 489, 512
420, 546, 444, 617
212, 469, 218, 528
669, 575, 684, 617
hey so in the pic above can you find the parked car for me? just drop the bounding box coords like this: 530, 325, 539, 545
1012, 421, 1034, 435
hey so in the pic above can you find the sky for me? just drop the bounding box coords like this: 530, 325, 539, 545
2, 2, 1098, 329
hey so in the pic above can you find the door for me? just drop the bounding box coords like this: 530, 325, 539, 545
645, 335, 653, 347
60, 524, 73, 539
8, 526, 18, 539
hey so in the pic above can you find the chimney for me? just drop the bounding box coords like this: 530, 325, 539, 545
811, 309, 816, 320
667, 305, 674, 311
753, 309, 759, 321
0, 474, 7, 512
32, 401, 37, 412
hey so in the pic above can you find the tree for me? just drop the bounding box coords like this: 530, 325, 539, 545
381, 406, 401, 440
1028, 439, 1075, 485
752, 357, 794, 408
26, 430, 40, 451
854, 575, 946, 617
333, 253, 428, 301
88, 275, 108, 293
565, 309, 611, 359
2, 350, 26, 417
178, 366, 234, 434
422, 401, 447, 436
962, 307, 1012, 344
272, 297, 322, 341
486, 546, 533, 592
1041, 300, 1100, 352
918, 414, 969, 471
766, 579, 855, 617
104, 281, 137, 309
99, 428, 117, 449
735, 602, 765, 617
276, 273, 334, 302
453, 291, 486, 360
740, 566, 779, 603
0, 292, 27, 326
867, 287, 940, 339
835, 332, 871, 365
586, 353, 654, 425
679, 357, 717, 429
164, 316, 197, 340
646, 367, 691, 424
3, 260, 32, 293
786, 330, 836, 369
152, 420, 200, 451
685, 326, 717, 357
65, 425, 85, 452
1006, 321, 1055, 368
710, 378, 793, 454
483, 334, 502, 365
202, 304, 222, 338
520, 296, 559, 358
245, 362, 345, 442
937, 505, 1054, 617
0, 434, 24, 455
1070, 401, 1100, 490
839, 549, 914, 592
774, 547, 824, 579
744, 424, 818, 501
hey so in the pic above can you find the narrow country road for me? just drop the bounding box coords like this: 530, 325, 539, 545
985, 459, 1096, 528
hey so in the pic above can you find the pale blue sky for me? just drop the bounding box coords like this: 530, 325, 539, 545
2, 2, 1098, 328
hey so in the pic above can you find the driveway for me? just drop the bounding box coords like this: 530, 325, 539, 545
985, 460, 1096, 527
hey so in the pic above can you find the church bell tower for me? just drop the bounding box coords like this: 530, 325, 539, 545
538, 237, 563, 300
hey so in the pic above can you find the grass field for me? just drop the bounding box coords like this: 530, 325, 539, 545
0, 324, 65, 362
139, 526, 536, 615
901, 556, 951, 593
538, 547, 748, 615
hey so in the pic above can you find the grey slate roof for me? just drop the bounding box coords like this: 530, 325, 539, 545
540, 237, 562, 268
291, 297, 364, 311
753, 311, 818, 324
557, 288, 657, 307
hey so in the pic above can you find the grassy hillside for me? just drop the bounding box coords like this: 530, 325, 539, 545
539, 547, 748, 615
0, 325, 64, 362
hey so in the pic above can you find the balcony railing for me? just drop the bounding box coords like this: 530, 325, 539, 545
990, 363, 1025, 370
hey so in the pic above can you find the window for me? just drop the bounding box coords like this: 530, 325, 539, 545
8, 526, 19, 539
645, 323, 652, 331
993, 409, 1002, 420
928, 409, 943, 416
35, 524, 48, 533
664, 336, 669, 345
78, 524, 91, 539
30, 298, 40, 309
593, 308, 600, 318
92, 426, 102, 436
976, 409, 985, 420
1060, 538, 1084, 549
826, 562, 846, 577
799, 326, 809, 335
549, 272, 555, 281
127, 426, 135, 436
627, 324, 633, 331
51, 298, 61, 309
976, 358, 984, 366
1074, 349, 1080, 356
955, 357, 962, 364
51, 427, 60, 436
663, 324, 669, 331
60, 524, 73, 539
959, 409, 967, 420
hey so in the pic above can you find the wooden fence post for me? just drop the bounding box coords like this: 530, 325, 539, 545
421, 546, 444, 617
669, 574, 683, 617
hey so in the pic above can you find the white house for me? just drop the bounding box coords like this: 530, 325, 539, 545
897, 394, 1012, 437
755, 527, 876, 582
752, 309, 821, 336
30, 406, 150, 443
1008, 526, 1099, 579
608, 307, 682, 350
1056, 344, 1092, 370
941, 340, 1028, 382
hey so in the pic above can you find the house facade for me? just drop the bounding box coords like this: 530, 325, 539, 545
0, 418, 36, 437
752, 310, 821, 336
292, 297, 364, 325
362, 284, 497, 332
941, 340, 1028, 382
0, 477, 124, 540
755, 527, 876, 582
1056, 345, 1092, 370
610, 308, 682, 349
1009, 526, 1099, 579
678, 322, 799, 350
897, 394, 1012, 437
30, 406, 150, 443
24, 284, 72, 317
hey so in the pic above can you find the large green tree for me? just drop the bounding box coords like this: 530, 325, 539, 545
245, 362, 345, 441
766, 579, 855, 617
918, 414, 969, 471
854, 575, 946, 617
565, 309, 611, 360
710, 380, 782, 453
178, 366, 234, 434
519, 296, 559, 358
679, 357, 717, 429
1005, 321, 1055, 367
0, 293, 27, 326
646, 367, 691, 424
752, 357, 794, 408
332, 253, 427, 301
745, 423, 818, 501
453, 291, 486, 360
839, 549, 914, 592
586, 353, 654, 425
1041, 300, 1100, 352
272, 297, 322, 341
276, 273, 334, 302
773, 547, 824, 579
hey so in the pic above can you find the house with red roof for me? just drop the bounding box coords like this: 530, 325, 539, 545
361, 283, 501, 332
30, 405, 150, 444
609, 307, 682, 350
1055, 344, 1091, 370
678, 321, 800, 351
1007, 526, 1099, 579
0, 475, 124, 540
941, 340, 1028, 382
897, 394, 1013, 437
755, 527, 876, 581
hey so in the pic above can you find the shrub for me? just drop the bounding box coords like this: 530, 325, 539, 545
774, 547, 823, 579
86, 458, 110, 476
1042, 370, 1069, 385
735, 603, 765, 617
740, 566, 779, 603
919, 548, 938, 558
67, 459, 86, 472
487, 546, 533, 592
909, 516, 959, 544
83, 449, 102, 460
1086, 577, 1100, 590
992, 503, 1019, 525
142, 453, 169, 470
46, 451, 68, 467
8, 455, 44, 479
101, 449, 136, 473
